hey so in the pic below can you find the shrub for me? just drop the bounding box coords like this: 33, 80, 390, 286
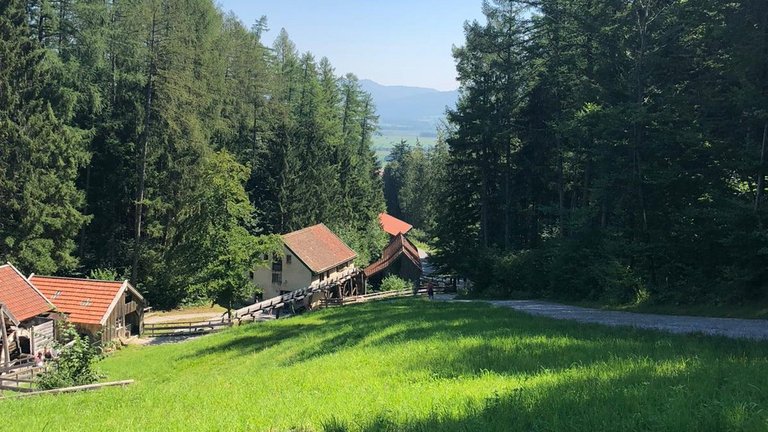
37, 325, 103, 390
379, 275, 411, 292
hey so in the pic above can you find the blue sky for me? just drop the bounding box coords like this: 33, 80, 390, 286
216, 0, 486, 91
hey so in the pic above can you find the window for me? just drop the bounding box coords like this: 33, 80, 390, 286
286, 255, 292, 264
80, 298, 93, 307
271, 272, 282, 284
52, 290, 62, 299
125, 292, 133, 304
272, 258, 282, 272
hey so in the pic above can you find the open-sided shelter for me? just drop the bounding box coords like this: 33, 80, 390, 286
0, 263, 57, 358
364, 233, 422, 288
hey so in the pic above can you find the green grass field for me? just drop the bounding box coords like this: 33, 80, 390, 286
372, 134, 437, 163
4, 299, 768, 431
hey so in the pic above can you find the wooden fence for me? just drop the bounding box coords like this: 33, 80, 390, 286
143, 319, 232, 337
0, 365, 46, 393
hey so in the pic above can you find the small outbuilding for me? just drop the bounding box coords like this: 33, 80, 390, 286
0, 263, 58, 358
364, 233, 422, 288
31, 276, 146, 343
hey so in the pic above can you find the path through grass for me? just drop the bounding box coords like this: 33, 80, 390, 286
3, 299, 768, 431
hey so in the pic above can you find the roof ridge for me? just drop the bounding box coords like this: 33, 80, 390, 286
32, 275, 125, 284
282, 223, 327, 238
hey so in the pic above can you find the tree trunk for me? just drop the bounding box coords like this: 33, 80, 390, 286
755, 121, 768, 212
131, 12, 157, 285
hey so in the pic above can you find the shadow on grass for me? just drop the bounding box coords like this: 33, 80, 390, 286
175, 298, 768, 430
321, 357, 766, 431
183, 298, 764, 372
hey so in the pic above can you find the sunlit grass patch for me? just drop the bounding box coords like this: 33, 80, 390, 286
3, 299, 767, 431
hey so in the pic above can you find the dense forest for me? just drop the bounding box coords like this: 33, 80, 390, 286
5, 0, 768, 310
428, 0, 768, 305
0, 0, 385, 308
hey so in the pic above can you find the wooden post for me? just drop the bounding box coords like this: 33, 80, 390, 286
0, 308, 10, 366
30, 325, 36, 356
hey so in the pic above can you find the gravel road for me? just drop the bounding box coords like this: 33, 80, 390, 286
440, 297, 768, 340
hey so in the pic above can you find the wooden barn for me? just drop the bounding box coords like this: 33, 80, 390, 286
0, 263, 58, 360
364, 233, 422, 288
31, 276, 146, 343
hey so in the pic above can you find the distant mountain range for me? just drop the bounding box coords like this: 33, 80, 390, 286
360, 79, 459, 136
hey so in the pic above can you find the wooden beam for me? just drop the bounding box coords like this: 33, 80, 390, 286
0, 380, 135, 399
0, 308, 9, 366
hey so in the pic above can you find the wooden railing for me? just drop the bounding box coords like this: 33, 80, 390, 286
0, 365, 47, 393
143, 319, 233, 337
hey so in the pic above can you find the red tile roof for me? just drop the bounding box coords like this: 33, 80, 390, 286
30, 276, 130, 325
364, 234, 422, 278
283, 224, 357, 274
0, 264, 55, 322
379, 213, 413, 236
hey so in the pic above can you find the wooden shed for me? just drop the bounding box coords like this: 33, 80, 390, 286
31, 276, 146, 343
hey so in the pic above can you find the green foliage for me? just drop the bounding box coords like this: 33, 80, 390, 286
0, 0, 90, 274
379, 275, 411, 292
435, 0, 768, 306
331, 218, 388, 267
88, 268, 119, 281
36, 325, 102, 390
383, 134, 448, 236
0, 2, 385, 309
157, 151, 282, 309
11, 300, 768, 430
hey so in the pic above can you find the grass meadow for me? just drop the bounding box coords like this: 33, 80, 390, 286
372, 134, 437, 163
3, 299, 768, 431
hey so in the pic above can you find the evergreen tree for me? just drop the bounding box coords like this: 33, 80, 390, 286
0, 0, 89, 274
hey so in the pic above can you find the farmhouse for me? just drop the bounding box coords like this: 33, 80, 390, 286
0, 264, 57, 360
364, 233, 422, 288
252, 224, 358, 300
379, 213, 413, 237
31, 276, 146, 343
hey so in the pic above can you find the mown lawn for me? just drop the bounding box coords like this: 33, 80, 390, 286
3, 299, 768, 431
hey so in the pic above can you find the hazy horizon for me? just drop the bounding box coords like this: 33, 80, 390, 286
216, 0, 485, 91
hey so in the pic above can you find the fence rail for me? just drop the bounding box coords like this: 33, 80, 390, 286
143, 320, 232, 337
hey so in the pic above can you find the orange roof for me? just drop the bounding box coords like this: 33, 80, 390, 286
283, 224, 357, 274
379, 213, 413, 236
0, 264, 55, 322
30, 276, 134, 325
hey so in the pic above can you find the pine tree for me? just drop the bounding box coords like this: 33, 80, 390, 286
0, 0, 89, 274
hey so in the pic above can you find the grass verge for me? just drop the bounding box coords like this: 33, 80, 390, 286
3, 299, 768, 431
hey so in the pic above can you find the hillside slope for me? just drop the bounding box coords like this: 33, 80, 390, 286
3, 299, 768, 431
361, 79, 458, 133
